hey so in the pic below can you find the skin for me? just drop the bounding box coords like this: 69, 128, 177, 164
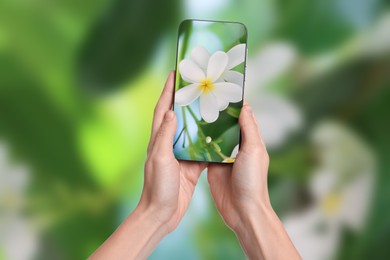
89, 71, 301, 260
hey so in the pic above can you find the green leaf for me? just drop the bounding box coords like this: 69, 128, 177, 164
77, 0, 179, 92
200, 102, 242, 140
0, 54, 94, 187
226, 106, 241, 118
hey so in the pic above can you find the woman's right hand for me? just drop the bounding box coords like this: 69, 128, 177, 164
207, 104, 271, 231
207, 104, 300, 260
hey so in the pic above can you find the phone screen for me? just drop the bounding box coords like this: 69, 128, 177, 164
173, 19, 247, 163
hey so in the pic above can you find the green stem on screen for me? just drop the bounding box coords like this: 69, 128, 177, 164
204, 149, 212, 161
182, 106, 196, 159
215, 149, 228, 160
182, 106, 193, 147
185, 105, 229, 161
173, 126, 185, 148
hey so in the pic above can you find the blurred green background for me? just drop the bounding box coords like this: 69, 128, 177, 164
0, 0, 389, 259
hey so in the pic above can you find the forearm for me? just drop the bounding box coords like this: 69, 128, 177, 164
235, 203, 301, 260
89, 206, 168, 260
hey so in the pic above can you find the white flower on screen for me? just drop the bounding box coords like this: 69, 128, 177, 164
190, 44, 247, 87
283, 121, 375, 260
222, 144, 239, 163
176, 48, 243, 123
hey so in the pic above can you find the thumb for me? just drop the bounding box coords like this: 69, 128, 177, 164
151, 110, 177, 156
239, 105, 265, 152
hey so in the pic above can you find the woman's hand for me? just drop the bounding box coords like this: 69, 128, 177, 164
139, 71, 207, 233
90, 72, 299, 259
208, 104, 271, 231
90, 71, 206, 260
207, 105, 300, 259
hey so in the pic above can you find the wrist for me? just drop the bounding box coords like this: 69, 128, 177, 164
233, 201, 300, 260
133, 203, 171, 236
89, 203, 170, 259
234, 200, 274, 235
234, 193, 273, 232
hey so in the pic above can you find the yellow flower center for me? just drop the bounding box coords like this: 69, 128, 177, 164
199, 78, 214, 93
223, 158, 235, 163
322, 192, 341, 216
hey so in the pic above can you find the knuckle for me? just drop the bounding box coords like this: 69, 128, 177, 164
153, 104, 160, 114
146, 142, 152, 154
263, 152, 270, 164
153, 106, 163, 118
156, 129, 164, 139
252, 145, 268, 158
150, 153, 168, 166
157, 123, 167, 137
144, 160, 153, 173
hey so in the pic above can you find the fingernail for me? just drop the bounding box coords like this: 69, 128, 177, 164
165, 110, 174, 121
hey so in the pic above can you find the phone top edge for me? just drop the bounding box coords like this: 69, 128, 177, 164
179, 19, 247, 28
176, 18, 249, 71
178, 19, 248, 51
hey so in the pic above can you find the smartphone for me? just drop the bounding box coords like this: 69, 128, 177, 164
172, 19, 248, 163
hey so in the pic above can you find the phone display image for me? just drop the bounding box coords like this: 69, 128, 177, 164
173, 20, 247, 163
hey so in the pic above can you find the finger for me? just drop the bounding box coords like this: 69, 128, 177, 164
148, 71, 175, 154
238, 104, 266, 153
150, 110, 177, 157
179, 161, 207, 186
207, 163, 231, 187
198, 162, 208, 172
207, 164, 231, 201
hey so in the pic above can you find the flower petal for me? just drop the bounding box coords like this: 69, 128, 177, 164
250, 93, 302, 148
226, 44, 246, 70
217, 98, 229, 111
223, 70, 244, 86
191, 45, 210, 69
207, 51, 228, 82
230, 144, 239, 158
200, 93, 219, 123
213, 82, 243, 103
175, 83, 202, 106
245, 43, 296, 89
179, 59, 205, 83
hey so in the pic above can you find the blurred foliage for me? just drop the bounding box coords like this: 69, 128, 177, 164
0, 0, 389, 259
77, 0, 180, 92
289, 56, 390, 260
275, 0, 383, 53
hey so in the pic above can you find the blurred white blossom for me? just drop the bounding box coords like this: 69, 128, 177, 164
283, 120, 376, 260
0, 216, 38, 260
245, 43, 302, 148
0, 142, 39, 260
363, 12, 390, 56
246, 43, 296, 89
302, 11, 390, 82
